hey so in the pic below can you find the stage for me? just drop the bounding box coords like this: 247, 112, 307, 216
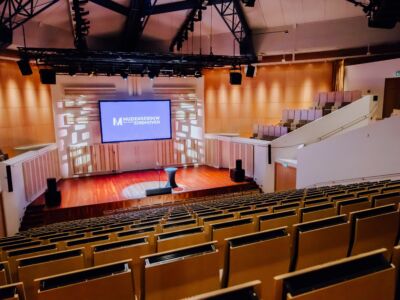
23, 166, 257, 228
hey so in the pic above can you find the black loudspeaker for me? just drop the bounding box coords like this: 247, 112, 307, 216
373, 95, 378, 101
6, 165, 13, 192
0, 25, 12, 49
45, 177, 61, 207
268, 144, 272, 165
230, 159, 245, 182
246, 65, 255, 78
39, 69, 56, 85
368, 0, 400, 29
145, 187, 172, 197
230, 72, 242, 85
235, 159, 242, 170
17, 59, 32, 76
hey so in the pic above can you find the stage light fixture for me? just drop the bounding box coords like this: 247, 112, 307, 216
17, 59, 32, 76
245, 64, 255, 78
39, 69, 56, 84
230, 67, 242, 85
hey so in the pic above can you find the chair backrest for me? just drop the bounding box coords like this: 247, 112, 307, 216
223, 228, 291, 300
273, 203, 300, 213
343, 91, 352, 103
327, 92, 335, 104
273, 249, 396, 300
156, 227, 208, 252
1, 241, 42, 261
65, 235, 111, 265
372, 192, 400, 207
318, 92, 328, 107
257, 210, 299, 234
0, 261, 10, 286
34, 260, 135, 300
282, 109, 289, 122
252, 124, 259, 136
294, 110, 301, 121
0, 282, 26, 300
314, 109, 323, 119
190, 280, 262, 300
161, 219, 198, 232
300, 109, 308, 121
6, 244, 58, 281
274, 126, 281, 137
291, 215, 350, 271
17, 248, 85, 300
336, 197, 371, 216
307, 109, 315, 121
334, 91, 344, 107
141, 242, 220, 300
280, 126, 288, 135
262, 125, 269, 138
288, 109, 295, 120
201, 213, 236, 228
313, 94, 320, 108
239, 207, 271, 219
268, 126, 275, 137
299, 203, 336, 222
348, 205, 400, 257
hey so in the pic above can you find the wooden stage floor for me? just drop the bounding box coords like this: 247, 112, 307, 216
55, 165, 243, 208
25, 166, 257, 226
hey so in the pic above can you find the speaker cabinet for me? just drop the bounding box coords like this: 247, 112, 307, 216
45, 178, 61, 207
246, 65, 255, 77
230, 159, 245, 182
39, 69, 56, 85
230, 72, 242, 85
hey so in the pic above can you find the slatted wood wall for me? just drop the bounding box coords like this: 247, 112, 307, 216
69, 144, 120, 175
156, 139, 200, 167
22, 148, 61, 203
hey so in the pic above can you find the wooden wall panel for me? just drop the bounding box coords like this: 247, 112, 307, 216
204, 62, 332, 137
0, 60, 55, 157
275, 163, 297, 192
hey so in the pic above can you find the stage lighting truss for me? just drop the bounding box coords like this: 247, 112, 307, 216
19, 47, 256, 78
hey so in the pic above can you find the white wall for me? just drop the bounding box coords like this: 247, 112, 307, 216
345, 58, 400, 118
260, 96, 376, 192
297, 116, 400, 188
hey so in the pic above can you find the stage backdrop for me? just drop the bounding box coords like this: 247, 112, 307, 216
51, 76, 205, 178
204, 62, 333, 137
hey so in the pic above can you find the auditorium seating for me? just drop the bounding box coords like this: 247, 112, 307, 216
290, 215, 350, 270
222, 228, 290, 300
273, 249, 396, 300
0, 179, 397, 299
190, 280, 262, 300
34, 260, 135, 300
16, 248, 85, 299
0, 282, 26, 299
141, 242, 220, 300
348, 205, 400, 257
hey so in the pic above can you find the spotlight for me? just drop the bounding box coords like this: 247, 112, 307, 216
17, 59, 32, 76
245, 64, 255, 78
120, 72, 128, 80
39, 69, 56, 85
229, 67, 242, 85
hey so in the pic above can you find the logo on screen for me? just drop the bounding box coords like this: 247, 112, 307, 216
113, 117, 123, 126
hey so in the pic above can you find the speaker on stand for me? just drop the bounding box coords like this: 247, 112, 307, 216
230, 159, 245, 182
45, 178, 61, 207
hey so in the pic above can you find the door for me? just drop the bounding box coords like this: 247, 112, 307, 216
383, 78, 400, 118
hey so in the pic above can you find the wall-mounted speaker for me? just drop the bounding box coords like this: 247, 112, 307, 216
0, 25, 12, 49
268, 144, 272, 165
39, 69, 56, 85
6, 165, 13, 192
17, 59, 32, 76
230, 72, 242, 85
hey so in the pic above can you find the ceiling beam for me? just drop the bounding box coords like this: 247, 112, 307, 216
89, 0, 231, 16
121, 0, 148, 51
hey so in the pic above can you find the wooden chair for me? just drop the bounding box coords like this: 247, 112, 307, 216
141, 242, 220, 300
64, 235, 111, 266
239, 207, 270, 219
189, 280, 262, 300
34, 260, 135, 300
336, 197, 371, 216
392, 244, 400, 300
161, 219, 198, 232
200, 213, 236, 230
0, 261, 10, 285
91, 227, 125, 240
156, 226, 208, 252
0, 282, 26, 300
0, 241, 42, 261
373, 192, 400, 207
349, 205, 400, 257
273, 249, 396, 300
48, 233, 85, 245
5, 244, 59, 281
299, 203, 336, 222
302, 199, 330, 207
291, 215, 350, 271
222, 228, 291, 300
257, 210, 299, 234
92, 237, 153, 299
272, 203, 300, 213
116, 226, 157, 248
16, 248, 85, 300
